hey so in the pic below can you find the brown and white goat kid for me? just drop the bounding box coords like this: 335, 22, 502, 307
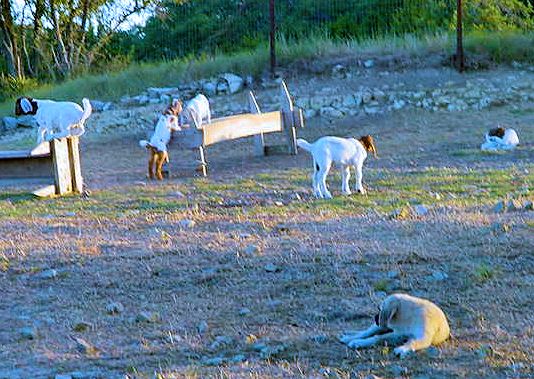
139, 114, 180, 180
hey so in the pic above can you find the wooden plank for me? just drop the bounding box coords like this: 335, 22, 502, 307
248, 91, 265, 157
203, 112, 282, 146
67, 137, 83, 193
0, 156, 54, 179
51, 138, 72, 195
280, 81, 297, 155
33, 184, 56, 197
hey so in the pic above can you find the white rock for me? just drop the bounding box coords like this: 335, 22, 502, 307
178, 219, 196, 229
414, 204, 429, 216
363, 59, 375, 68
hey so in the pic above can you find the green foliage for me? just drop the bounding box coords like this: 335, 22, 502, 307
0, 75, 38, 102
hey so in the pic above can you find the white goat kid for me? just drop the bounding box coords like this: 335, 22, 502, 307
179, 94, 211, 128
139, 114, 181, 180
15, 97, 92, 144
297, 136, 377, 199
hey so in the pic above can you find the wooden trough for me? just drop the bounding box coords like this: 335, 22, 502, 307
0, 137, 83, 197
167, 81, 304, 176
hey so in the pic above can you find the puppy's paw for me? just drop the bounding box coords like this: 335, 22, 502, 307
324, 192, 333, 199
394, 345, 414, 358
342, 189, 352, 196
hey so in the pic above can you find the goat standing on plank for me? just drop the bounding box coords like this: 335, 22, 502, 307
15, 97, 92, 144
178, 94, 211, 128
139, 114, 181, 180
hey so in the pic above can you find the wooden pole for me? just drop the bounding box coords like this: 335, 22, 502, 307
456, 0, 465, 72
269, 0, 276, 78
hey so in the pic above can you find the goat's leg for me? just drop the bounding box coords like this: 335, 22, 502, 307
155, 152, 166, 180
355, 163, 366, 194
341, 165, 351, 195
148, 150, 156, 180
312, 159, 322, 198
318, 162, 332, 199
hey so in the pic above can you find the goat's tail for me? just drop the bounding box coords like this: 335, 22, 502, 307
139, 140, 149, 149
296, 138, 313, 153
80, 98, 92, 125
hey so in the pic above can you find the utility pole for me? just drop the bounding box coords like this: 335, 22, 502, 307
269, 0, 276, 78
456, 0, 465, 72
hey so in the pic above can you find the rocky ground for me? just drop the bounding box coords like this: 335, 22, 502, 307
0, 55, 533, 379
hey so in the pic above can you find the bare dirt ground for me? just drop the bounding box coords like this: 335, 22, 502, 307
0, 65, 533, 379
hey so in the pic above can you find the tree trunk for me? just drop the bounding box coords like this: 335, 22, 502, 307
0, 0, 23, 77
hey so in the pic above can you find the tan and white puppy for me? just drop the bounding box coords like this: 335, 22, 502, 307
339, 294, 450, 358
297, 135, 377, 199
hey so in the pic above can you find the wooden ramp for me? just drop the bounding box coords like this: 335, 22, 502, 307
0, 137, 83, 197
167, 80, 304, 176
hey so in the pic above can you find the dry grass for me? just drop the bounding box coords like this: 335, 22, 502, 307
0, 77, 533, 378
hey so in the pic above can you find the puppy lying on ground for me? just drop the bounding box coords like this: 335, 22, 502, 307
297, 135, 377, 199
340, 294, 450, 358
139, 114, 180, 180
481, 126, 519, 151
15, 97, 92, 144
178, 93, 211, 128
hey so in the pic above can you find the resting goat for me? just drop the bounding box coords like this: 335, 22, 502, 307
15, 97, 92, 144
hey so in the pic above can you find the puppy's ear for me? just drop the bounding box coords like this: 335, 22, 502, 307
378, 298, 399, 327
488, 127, 505, 138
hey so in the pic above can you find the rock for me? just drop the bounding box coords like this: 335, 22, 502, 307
19, 326, 37, 340
414, 204, 429, 216
217, 73, 244, 94
178, 219, 196, 229
36, 268, 59, 279
239, 307, 251, 316
493, 201, 506, 213
210, 335, 233, 349
525, 200, 533, 210
72, 321, 93, 332
387, 270, 400, 279
197, 320, 209, 334
73, 337, 99, 356
332, 64, 348, 79
201, 81, 217, 96
135, 311, 160, 323
363, 59, 375, 68
105, 302, 124, 315
389, 365, 408, 376
1, 116, 35, 131
264, 263, 280, 273
55, 375, 73, 379
147, 87, 179, 99
393, 99, 406, 110
506, 199, 523, 212
364, 106, 381, 115
230, 354, 246, 363
89, 100, 114, 112
429, 270, 448, 282
243, 244, 261, 256
390, 205, 413, 220
203, 356, 224, 366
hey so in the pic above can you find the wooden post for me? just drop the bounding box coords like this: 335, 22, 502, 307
51, 138, 72, 195
269, 0, 276, 78
197, 145, 207, 177
456, 0, 465, 72
248, 91, 265, 157
67, 137, 83, 193
280, 81, 297, 155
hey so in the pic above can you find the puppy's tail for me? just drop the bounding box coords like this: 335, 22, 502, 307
79, 98, 92, 125
139, 140, 149, 149
296, 138, 313, 153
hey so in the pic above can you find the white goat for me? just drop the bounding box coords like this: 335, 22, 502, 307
15, 97, 92, 144
179, 94, 211, 128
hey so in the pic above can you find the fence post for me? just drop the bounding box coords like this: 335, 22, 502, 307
456, 0, 465, 72
269, 0, 276, 78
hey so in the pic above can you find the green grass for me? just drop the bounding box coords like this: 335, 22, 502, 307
2, 31, 533, 117
1, 166, 530, 220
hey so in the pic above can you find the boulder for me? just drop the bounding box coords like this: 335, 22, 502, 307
217, 73, 244, 95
